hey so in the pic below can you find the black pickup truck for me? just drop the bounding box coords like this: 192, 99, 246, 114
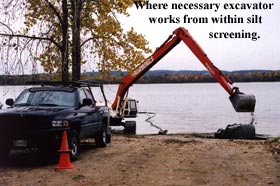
0, 81, 111, 160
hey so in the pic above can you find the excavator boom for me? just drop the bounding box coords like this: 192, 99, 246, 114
111, 27, 256, 115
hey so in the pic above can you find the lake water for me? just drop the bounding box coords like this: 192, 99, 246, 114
1, 82, 279, 136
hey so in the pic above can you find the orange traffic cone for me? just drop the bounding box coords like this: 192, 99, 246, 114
55, 130, 74, 169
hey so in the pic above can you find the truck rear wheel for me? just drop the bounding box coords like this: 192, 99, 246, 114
106, 127, 111, 144
95, 126, 108, 148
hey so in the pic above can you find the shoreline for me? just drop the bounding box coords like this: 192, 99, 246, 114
0, 133, 279, 185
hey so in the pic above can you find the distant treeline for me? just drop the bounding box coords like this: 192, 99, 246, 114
0, 70, 280, 85
137, 70, 280, 84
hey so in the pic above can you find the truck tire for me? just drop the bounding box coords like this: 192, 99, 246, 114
95, 126, 107, 148
68, 130, 80, 161
106, 127, 111, 144
124, 121, 136, 134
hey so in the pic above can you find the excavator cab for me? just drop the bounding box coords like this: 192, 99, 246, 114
121, 98, 138, 118
229, 88, 256, 112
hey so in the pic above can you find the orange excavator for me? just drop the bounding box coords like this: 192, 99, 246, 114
109, 27, 256, 132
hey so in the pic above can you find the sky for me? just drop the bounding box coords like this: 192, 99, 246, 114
121, 0, 280, 71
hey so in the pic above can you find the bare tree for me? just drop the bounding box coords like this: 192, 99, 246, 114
0, 0, 151, 81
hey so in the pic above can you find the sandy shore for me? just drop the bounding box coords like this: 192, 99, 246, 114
0, 133, 279, 186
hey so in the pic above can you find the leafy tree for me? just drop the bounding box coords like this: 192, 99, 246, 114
0, 0, 151, 81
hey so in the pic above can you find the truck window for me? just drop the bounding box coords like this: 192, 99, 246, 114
15, 90, 75, 107
79, 89, 87, 105
84, 89, 95, 101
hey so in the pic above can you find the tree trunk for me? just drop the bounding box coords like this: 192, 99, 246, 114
61, 0, 69, 81
71, 0, 81, 81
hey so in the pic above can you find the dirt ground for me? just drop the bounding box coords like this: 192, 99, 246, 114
0, 133, 279, 186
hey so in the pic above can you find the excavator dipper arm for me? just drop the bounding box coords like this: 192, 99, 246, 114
111, 27, 255, 114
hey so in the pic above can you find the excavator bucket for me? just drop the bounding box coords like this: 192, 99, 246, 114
229, 93, 256, 112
